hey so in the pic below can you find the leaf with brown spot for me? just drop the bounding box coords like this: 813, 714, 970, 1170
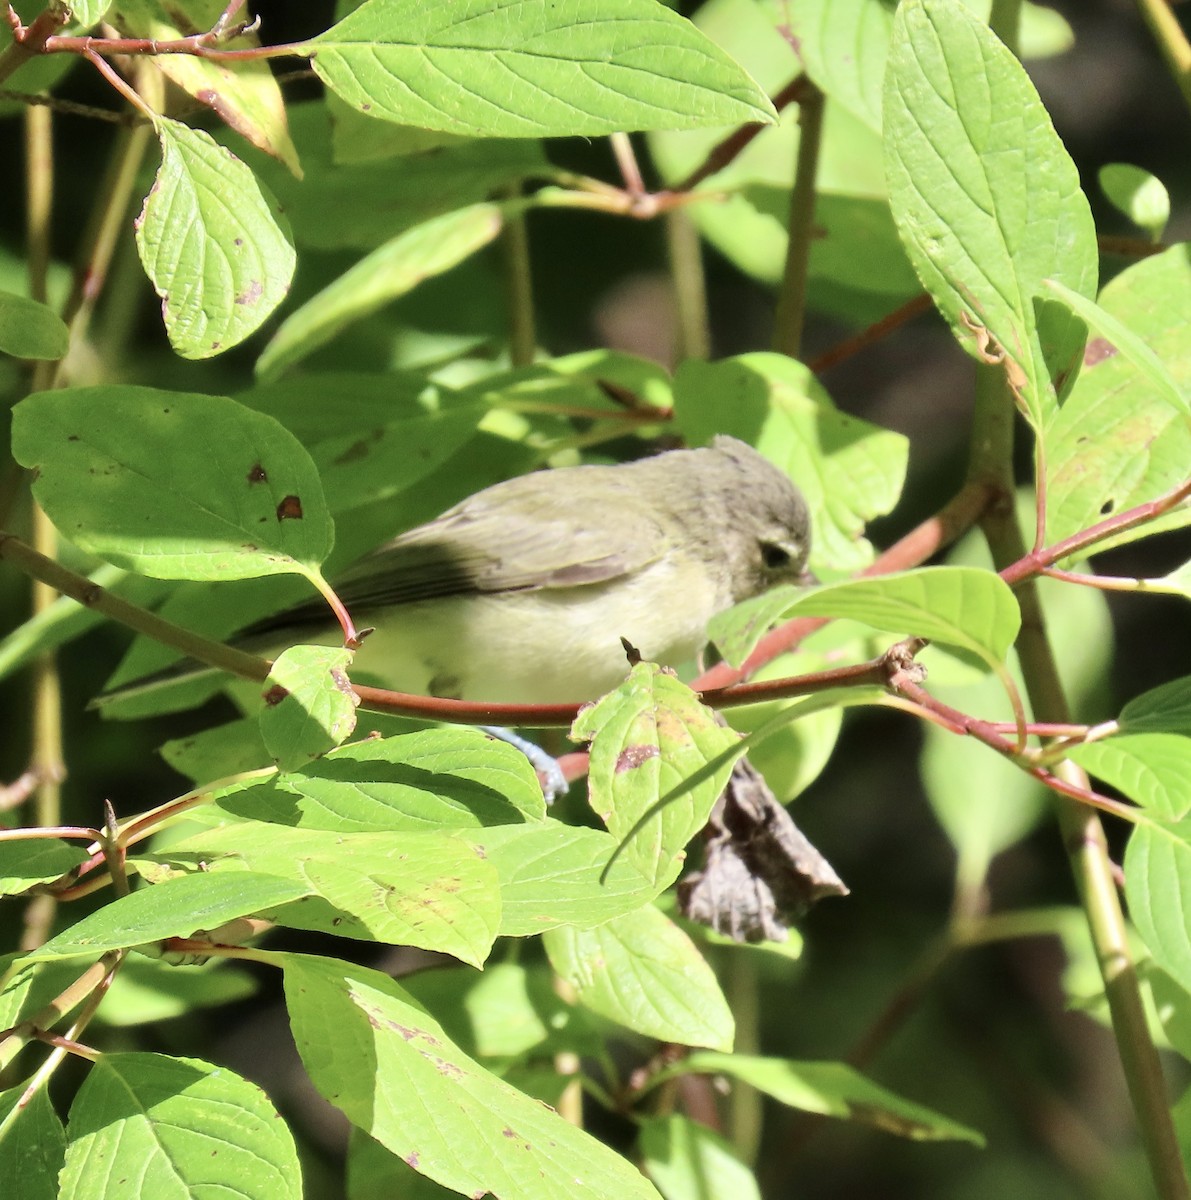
151, 822, 500, 966
12, 385, 333, 581
260, 645, 359, 772
572, 663, 742, 889
276, 495, 304, 521
1046, 248, 1191, 550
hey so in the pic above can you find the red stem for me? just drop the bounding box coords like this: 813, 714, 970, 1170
676, 75, 812, 193
1002, 477, 1191, 586
807, 294, 934, 375
891, 676, 1136, 823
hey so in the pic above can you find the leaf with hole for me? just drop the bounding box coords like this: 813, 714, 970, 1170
13, 386, 334, 581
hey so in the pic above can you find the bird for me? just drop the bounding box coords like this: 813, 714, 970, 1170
104, 436, 812, 708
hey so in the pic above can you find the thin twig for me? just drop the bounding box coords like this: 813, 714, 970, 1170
84, 48, 157, 121
665, 209, 710, 362
0, 531, 272, 684
609, 132, 645, 198
806, 294, 934, 375
888, 676, 1141, 824
1001, 477, 1191, 586
1040, 566, 1186, 595
1135, 0, 1191, 114
676, 75, 811, 193
772, 81, 824, 359
501, 185, 536, 368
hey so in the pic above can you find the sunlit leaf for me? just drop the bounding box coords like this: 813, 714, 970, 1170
13, 387, 334, 581
59, 1054, 300, 1199
137, 118, 295, 358
885, 0, 1097, 424
544, 905, 734, 1049
283, 955, 663, 1199
306, 0, 775, 138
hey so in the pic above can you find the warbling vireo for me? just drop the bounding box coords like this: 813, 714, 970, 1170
266, 435, 810, 703
110, 436, 812, 707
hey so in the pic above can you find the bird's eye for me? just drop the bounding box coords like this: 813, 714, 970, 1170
760, 542, 792, 570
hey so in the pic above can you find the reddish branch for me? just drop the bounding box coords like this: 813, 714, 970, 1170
676, 75, 814, 193
694, 478, 1000, 691
1003, 476, 1191, 586
2, 4, 293, 67
887, 674, 1138, 824
807, 294, 934, 375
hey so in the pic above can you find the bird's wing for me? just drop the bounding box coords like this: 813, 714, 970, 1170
337, 494, 668, 608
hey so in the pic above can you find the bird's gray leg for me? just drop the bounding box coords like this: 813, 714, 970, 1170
479, 726, 568, 803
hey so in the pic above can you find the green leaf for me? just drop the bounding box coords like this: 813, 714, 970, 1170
0, 839, 89, 895
745, 186, 923, 318
1148, 967, 1191, 1063
256, 203, 505, 380
13, 386, 334, 580
1120, 677, 1191, 737
1044, 246, 1191, 550
1125, 819, 1191, 994
402, 962, 591, 1060
1099, 163, 1170, 240
0, 290, 69, 360
0, 1085, 65, 1200
260, 645, 359, 771
1043, 279, 1189, 417
757, 0, 892, 131
922, 514, 1112, 885
673, 1053, 984, 1144
162, 824, 501, 967
348, 1129, 462, 1199
884, 0, 1097, 424
160, 717, 271, 783
640, 1115, 761, 1200
58, 0, 109, 24
1068, 735, 1191, 820
673, 354, 908, 575
572, 663, 743, 889
711, 567, 1021, 672
116, 0, 300, 175
1014, 1, 1075, 58
59, 1054, 301, 1200
544, 905, 734, 1050
240, 374, 486, 522
648, 0, 910, 322
326, 94, 464, 165
137, 117, 296, 358
458, 349, 676, 422
456, 821, 661, 935
216, 728, 546, 831
231, 102, 546, 251
306, 0, 775, 138
21, 872, 310, 962
284, 955, 663, 1200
